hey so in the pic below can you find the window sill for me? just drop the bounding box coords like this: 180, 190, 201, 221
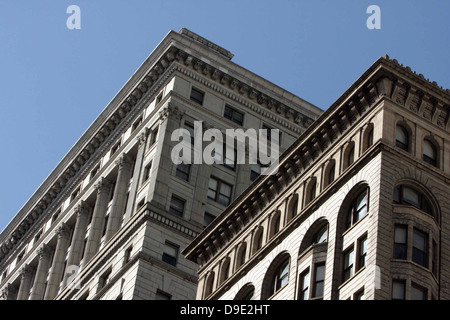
338, 266, 366, 290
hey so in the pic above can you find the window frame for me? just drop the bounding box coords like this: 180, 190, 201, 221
224, 104, 244, 126
190, 87, 205, 105
207, 177, 233, 206
169, 195, 185, 217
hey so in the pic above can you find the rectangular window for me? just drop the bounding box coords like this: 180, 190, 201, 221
175, 163, 191, 181
155, 289, 172, 300
354, 288, 365, 300
357, 235, 368, 270
150, 127, 158, 146
343, 246, 354, 282
412, 229, 428, 267
312, 263, 325, 299
111, 141, 121, 156
143, 161, 152, 183
184, 122, 195, 145
98, 268, 112, 291
299, 268, 310, 300
190, 87, 204, 105
52, 208, 61, 224
392, 280, 406, 300
71, 186, 81, 202
132, 116, 143, 132
162, 241, 179, 266
207, 177, 232, 206
394, 225, 408, 260
224, 105, 244, 125
90, 163, 101, 180
156, 93, 163, 105
17, 250, 25, 263
203, 212, 216, 226
411, 283, 427, 300
169, 196, 185, 217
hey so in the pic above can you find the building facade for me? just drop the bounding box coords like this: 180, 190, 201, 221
0, 29, 321, 300
184, 56, 450, 300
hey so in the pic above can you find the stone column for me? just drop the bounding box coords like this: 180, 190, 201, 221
29, 244, 53, 300
82, 178, 112, 266
123, 133, 147, 222
1, 284, 18, 300
104, 154, 134, 242
44, 224, 71, 300
62, 201, 90, 287
16, 265, 34, 300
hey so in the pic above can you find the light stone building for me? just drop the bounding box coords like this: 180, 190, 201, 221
0, 29, 321, 300
184, 56, 450, 300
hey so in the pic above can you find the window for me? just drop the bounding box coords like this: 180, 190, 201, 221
299, 269, 310, 300
346, 144, 355, 167
357, 235, 368, 270
250, 163, 261, 181
169, 196, 185, 217
150, 127, 158, 146
52, 209, 61, 224
71, 186, 81, 202
392, 280, 406, 300
271, 258, 290, 294
162, 241, 179, 266
312, 225, 328, 245
343, 246, 354, 282
395, 124, 409, 151
224, 105, 244, 125
312, 263, 325, 299
411, 284, 427, 300
393, 185, 433, 216
423, 139, 437, 167
184, 122, 195, 145
102, 215, 109, 237
354, 288, 365, 300
156, 93, 163, 105
90, 163, 100, 180
175, 163, 191, 181
34, 229, 43, 243
111, 141, 121, 156
98, 268, 112, 291
394, 225, 407, 260
207, 177, 232, 206
203, 212, 216, 226
124, 246, 132, 264
143, 161, 152, 182
132, 116, 143, 132
412, 229, 428, 267
190, 87, 204, 105
345, 189, 368, 230
17, 249, 25, 263
155, 289, 172, 300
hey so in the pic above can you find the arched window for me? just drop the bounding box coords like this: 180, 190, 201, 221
343, 142, 355, 170
219, 257, 231, 285
305, 178, 317, 206
286, 194, 299, 222
324, 160, 336, 188
271, 258, 290, 295
395, 124, 409, 151
261, 253, 291, 299
365, 125, 374, 150
203, 272, 215, 298
393, 185, 434, 217
312, 224, 328, 245
345, 189, 368, 230
423, 139, 437, 167
234, 284, 255, 300
235, 242, 247, 269
252, 227, 264, 255
269, 211, 281, 239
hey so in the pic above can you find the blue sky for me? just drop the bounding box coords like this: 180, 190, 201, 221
0, 0, 449, 231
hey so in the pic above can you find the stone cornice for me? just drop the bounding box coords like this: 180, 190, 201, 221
183, 56, 450, 266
